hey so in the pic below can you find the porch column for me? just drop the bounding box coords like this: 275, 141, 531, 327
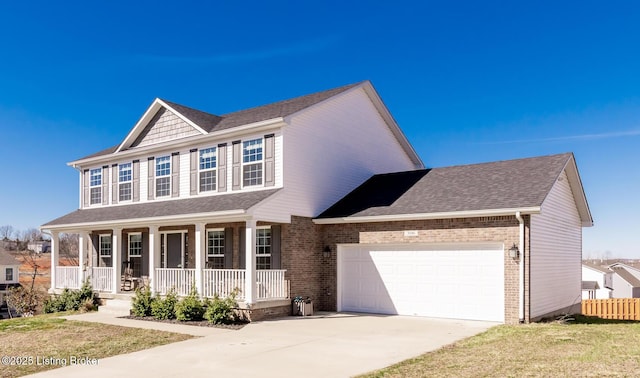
112, 228, 122, 294
195, 223, 206, 297
148, 226, 158, 294
245, 220, 257, 304
50, 231, 59, 292
78, 233, 86, 284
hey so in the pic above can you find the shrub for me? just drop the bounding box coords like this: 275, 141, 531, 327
43, 280, 96, 314
6, 286, 46, 316
204, 291, 238, 325
131, 285, 155, 317
175, 287, 204, 321
151, 288, 178, 320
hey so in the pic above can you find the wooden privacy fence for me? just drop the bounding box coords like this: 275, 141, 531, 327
582, 298, 640, 320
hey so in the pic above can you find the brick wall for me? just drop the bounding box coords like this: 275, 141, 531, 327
317, 216, 531, 324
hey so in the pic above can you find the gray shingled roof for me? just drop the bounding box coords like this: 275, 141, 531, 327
43, 189, 280, 227
0, 250, 20, 266
612, 266, 640, 287
317, 153, 573, 219
581, 281, 600, 290
583, 261, 611, 274
76, 82, 361, 161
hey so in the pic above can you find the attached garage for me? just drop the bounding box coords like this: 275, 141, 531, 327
338, 243, 505, 322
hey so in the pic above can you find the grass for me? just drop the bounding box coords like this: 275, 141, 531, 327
362, 315, 640, 378
0, 313, 193, 377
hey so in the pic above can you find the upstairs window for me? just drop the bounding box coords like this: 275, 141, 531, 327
199, 147, 217, 192
5, 267, 13, 281
89, 168, 102, 205
155, 156, 171, 197
256, 227, 271, 270
118, 163, 132, 202
206, 229, 225, 269
242, 138, 263, 187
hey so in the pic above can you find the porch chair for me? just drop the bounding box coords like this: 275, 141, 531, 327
121, 264, 135, 291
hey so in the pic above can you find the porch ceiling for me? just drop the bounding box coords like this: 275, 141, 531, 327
42, 189, 280, 230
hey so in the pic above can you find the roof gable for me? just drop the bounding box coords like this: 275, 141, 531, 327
612, 266, 640, 287
0, 250, 20, 266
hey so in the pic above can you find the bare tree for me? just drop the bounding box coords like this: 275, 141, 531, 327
0, 225, 13, 240
23, 228, 43, 242
59, 233, 79, 265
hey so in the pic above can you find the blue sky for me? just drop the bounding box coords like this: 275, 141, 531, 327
0, 1, 638, 258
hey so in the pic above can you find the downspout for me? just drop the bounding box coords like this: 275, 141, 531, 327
515, 211, 525, 323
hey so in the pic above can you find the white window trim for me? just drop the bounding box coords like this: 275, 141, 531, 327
6, 267, 13, 281
256, 226, 271, 270
155, 155, 171, 198
128, 232, 143, 258
199, 147, 218, 193
118, 162, 133, 203
99, 234, 112, 257
241, 138, 264, 189
89, 168, 102, 206
206, 228, 225, 258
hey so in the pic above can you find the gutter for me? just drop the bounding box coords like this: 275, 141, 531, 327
515, 211, 525, 323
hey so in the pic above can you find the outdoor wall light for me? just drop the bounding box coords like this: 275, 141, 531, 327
323, 245, 332, 258
508, 244, 519, 259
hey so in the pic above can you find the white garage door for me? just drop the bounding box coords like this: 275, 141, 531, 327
338, 243, 505, 322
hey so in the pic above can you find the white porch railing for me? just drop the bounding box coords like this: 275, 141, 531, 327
155, 268, 196, 296
203, 269, 246, 300
257, 269, 289, 300
55, 266, 80, 289
90, 267, 114, 292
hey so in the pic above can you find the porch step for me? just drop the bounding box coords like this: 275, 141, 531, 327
98, 299, 132, 316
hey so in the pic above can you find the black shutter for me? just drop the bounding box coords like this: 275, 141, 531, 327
239, 226, 245, 269
271, 225, 281, 269
224, 227, 233, 269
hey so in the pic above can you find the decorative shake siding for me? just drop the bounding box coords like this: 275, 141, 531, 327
131, 108, 200, 148
530, 170, 582, 319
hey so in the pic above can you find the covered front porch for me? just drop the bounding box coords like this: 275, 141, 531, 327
49, 220, 289, 304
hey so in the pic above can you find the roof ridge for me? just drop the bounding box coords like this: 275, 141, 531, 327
429, 152, 573, 171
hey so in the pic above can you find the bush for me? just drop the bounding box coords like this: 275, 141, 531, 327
131, 285, 155, 317
151, 288, 178, 320
204, 291, 238, 325
6, 286, 46, 316
43, 280, 96, 314
175, 287, 204, 321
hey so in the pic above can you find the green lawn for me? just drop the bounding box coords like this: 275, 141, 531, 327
362, 316, 640, 378
0, 313, 193, 377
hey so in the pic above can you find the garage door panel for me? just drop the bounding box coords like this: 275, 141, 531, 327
339, 244, 504, 322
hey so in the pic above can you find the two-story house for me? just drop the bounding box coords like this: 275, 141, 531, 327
43, 81, 593, 323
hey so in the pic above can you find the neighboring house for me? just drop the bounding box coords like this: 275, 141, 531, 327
42, 81, 593, 324
609, 263, 640, 298
0, 250, 21, 306
581, 262, 613, 299
27, 240, 51, 254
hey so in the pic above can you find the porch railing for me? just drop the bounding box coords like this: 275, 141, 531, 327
55, 266, 80, 289
203, 269, 246, 300
155, 268, 196, 296
257, 269, 289, 300
90, 267, 114, 292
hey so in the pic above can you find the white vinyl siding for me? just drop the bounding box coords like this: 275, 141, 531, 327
530, 170, 582, 319
253, 88, 416, 221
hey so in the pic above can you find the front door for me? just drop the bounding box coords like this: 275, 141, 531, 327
164, 232, 186, 268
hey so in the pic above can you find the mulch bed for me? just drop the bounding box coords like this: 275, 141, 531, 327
120, 315, 247, 330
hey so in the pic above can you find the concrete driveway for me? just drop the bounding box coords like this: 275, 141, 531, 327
27, 312, 496, 378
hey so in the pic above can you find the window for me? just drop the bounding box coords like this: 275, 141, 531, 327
89, 168, 102, 205
119, 163, 132, 201
242, 139, 263, 187
5, 268, 13, 281
207, 229, 225, 269
256, 227, 271, 270
155, 156, 171, 197
99, 235, 112, 257
129, 233, 142, 258
199, 147, 217, 192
